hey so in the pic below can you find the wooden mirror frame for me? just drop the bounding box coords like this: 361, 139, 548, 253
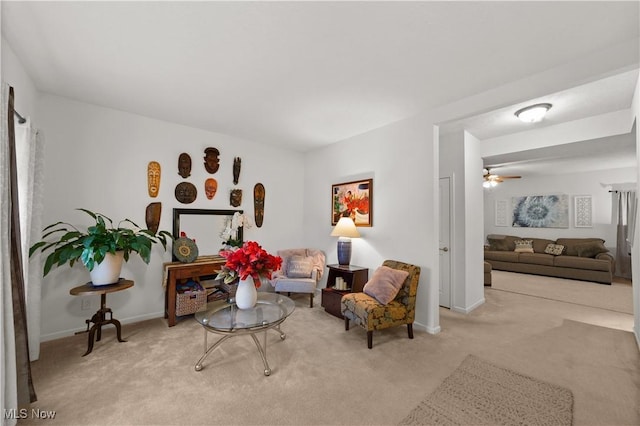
172, 208, 244, 261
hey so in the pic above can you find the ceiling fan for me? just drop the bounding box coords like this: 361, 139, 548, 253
483, 168, 521, 187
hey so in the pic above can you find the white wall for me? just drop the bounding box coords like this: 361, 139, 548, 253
35, 94, 306, 340
1, 37, 39, 121
462, 131, 485, 312
484, 167, 637, 248
632, 74, 640, 348
304, 112, 441, 333
438, 131, 485, 313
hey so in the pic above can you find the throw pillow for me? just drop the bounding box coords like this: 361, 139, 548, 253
363, 266, 409, 305
544, 243, 565, 256
286, 255, 314, 278
575, 241, 608, 258
513, 239, 534, 253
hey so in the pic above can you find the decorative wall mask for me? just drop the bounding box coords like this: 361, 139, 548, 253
178, 153, 192, 178
145, 202, 162, 234
204, 178, 218, 200
230, 189, 242, 207
254, 183, 265, 227
147, 161, 161, 198
233, 157, 241, 185
203, 147, 220, 174
175, 182, 197, 204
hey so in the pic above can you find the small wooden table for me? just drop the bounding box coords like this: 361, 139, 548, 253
69, 279, 133, 356
162, 256, 226, 327
321, 264, 369, 319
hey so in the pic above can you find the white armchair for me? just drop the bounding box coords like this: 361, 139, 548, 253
271, 248, 325, 307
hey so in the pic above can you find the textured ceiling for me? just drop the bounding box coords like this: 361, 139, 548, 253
2, 1, 639, 154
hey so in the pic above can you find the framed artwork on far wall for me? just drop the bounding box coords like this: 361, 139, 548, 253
495, 199, 508, 227
331, 179, 373, 226
574, 195, 593, 228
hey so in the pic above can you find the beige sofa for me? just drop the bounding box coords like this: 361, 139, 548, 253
484, 235, 615, 284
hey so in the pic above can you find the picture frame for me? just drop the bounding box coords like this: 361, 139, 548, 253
495, 199, 508, 227
574, 195, 593, 228
512, 194, 569, 228
332, 179, 373, 226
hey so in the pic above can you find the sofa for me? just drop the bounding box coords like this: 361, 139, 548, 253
484, 235, 615, 284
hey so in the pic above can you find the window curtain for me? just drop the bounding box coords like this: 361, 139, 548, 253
613, 190, 636, 279
15, 115, 44, 361
1, 84, 37, 426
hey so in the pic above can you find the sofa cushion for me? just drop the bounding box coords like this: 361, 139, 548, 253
514, 239, 534, 253
487, 235, 520, 251
554, 255, 611, 272
575, 241, 609, 258
518, 253, 555, 266
363, 266, 409, 305
525, 238, 555, 254
555, 238, 605, 257
484, 251, 520, 262
544, 243, 565, 256
287, 255, 314, 278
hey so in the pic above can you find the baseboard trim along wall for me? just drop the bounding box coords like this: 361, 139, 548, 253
451, 298, 486, 315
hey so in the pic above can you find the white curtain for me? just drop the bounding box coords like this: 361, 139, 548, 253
613, 190, 636, 279
1, 84, 18, 426
15, 120, 44, 361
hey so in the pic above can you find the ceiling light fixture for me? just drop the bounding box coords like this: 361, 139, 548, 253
514, 103, 552, 123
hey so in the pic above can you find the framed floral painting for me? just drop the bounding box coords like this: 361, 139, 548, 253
332, 179, 373, 226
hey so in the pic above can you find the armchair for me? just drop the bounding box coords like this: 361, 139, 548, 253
271, 249, 325, 307
341, 260, 420, 349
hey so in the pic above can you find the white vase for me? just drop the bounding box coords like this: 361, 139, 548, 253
89, 251, 124, 286
235, 277, 258, 309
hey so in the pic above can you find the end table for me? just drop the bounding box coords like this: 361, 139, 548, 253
69, 279, 133, 356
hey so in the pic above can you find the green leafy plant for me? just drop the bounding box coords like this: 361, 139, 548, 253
29, 208, 173, 277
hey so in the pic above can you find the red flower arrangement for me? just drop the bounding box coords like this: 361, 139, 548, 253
216, 241, 282, 288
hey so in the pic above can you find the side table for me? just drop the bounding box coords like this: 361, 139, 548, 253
321, 264, 368, 319
69, 279, 133, 356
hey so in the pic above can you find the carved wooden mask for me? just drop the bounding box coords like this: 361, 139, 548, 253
178, 153, 192, 178
230, 189, 242, 207
147, 161, 161, 198
204, 178, 218, 200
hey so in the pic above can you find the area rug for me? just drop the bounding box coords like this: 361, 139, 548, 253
398, 354, 573, 426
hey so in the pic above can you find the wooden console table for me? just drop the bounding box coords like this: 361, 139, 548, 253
162, 256, 226, 327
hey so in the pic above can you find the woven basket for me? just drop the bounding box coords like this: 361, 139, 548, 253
176, 285, 206, 316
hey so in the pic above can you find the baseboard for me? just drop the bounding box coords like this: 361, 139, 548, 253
635, 326, 640, 351
451, 298, 486, 314
414, 321, 441, 335
40, 311, 165, 342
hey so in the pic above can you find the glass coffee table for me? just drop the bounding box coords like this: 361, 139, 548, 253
193, 292, 295, 376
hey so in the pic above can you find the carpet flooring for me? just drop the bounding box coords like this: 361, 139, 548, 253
20, 273, 639, 425
398, 354, 573, 425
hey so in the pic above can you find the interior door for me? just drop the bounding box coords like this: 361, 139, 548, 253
439, 177, 452, 308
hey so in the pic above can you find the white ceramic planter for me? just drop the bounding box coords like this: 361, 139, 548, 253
89, 251, 124, 286
235, 277, 258, 309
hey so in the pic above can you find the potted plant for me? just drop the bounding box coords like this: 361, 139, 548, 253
216, 241, 282, 309
29, 208, 172, 285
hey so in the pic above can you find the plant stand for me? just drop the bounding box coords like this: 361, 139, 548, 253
70, 279, 134, 356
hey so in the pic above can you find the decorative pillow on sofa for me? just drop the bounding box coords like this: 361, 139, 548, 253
287, 255, 314, 278
544, 243, 565, 256
513, 239, 534, 253
575, 241, 608, 258
363, 266, 409, 305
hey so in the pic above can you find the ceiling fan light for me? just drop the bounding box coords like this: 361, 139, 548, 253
515, 103, 552, 123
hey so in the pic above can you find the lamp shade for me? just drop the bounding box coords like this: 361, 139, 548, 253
330, 217, 360, 238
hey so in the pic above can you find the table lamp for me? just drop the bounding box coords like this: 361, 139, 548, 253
330, 217, 360, 265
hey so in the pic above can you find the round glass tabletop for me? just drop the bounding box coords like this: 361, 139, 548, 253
194, 292, 295, 331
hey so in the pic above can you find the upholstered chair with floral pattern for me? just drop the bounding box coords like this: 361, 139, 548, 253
341, 260, 421, 349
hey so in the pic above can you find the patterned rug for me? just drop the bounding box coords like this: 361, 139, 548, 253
399, 355, 573, 425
